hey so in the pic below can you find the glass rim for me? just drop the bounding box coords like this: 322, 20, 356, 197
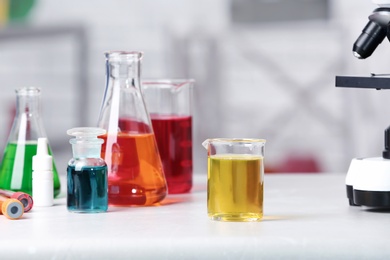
67, 127, 107, 137
142, 79, 195, 88
16, 86, 41, 96
206, 138, 266, 144
105, 51, 143, 60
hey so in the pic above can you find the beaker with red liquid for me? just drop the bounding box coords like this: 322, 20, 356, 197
142, 79, 194, 194
97, 51, 167, 206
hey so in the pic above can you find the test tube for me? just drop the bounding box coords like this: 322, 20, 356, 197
0, 189, 33, 212
0, 195, 24, 220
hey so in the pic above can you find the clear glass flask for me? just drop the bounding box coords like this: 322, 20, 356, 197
0, 87, 61, 197
142, 79, 194, 194
67, 127, 108, 213
97, 51, 167, 206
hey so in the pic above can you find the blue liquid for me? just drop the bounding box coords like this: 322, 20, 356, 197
67, 165, 108, 213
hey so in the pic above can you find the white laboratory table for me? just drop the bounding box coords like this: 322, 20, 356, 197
1, 173, 390, 259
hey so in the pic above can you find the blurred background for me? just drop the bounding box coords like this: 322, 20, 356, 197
1, 0, 390, 175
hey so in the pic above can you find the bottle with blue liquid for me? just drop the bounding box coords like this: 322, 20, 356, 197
67, 127, 108, 213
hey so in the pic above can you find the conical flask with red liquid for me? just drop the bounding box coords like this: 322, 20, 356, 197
0, 87, 61, 197
97, 51, 167, 206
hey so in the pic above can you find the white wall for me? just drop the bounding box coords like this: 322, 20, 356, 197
0, 0, 389, 174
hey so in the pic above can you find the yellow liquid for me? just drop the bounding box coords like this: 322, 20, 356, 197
207, 154, 263, 221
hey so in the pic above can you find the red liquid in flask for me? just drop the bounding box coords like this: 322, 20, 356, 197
151, 115, 192, 194
100, 119, 167, 206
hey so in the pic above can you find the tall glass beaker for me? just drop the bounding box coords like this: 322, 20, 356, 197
97, 51, 167, 206
142, 79, 194, 194
0, 87, 61, 197
203, 138, 266, 221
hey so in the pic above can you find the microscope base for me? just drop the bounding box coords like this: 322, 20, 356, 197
346, 157, 390, 208
346, 185, 357, 206
354, 189, 390, 208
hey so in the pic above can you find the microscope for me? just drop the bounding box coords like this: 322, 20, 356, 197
336, 0, 390, 208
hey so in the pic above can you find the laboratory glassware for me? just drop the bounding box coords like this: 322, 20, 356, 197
203, 138, 266, 222
67, 127, 108, 213
142, 79, 194, 194
0, 87, 61, 197
97, 51, 167, 206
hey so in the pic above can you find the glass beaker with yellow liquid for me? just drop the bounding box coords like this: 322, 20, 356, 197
202, 138, 266, 222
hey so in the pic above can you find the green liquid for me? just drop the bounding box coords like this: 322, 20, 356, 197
0, 142, 61, 197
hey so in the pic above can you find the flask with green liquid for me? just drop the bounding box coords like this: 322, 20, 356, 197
0, 87, 61, 197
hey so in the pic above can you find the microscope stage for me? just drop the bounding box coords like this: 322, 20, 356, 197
336, 75, 390, 90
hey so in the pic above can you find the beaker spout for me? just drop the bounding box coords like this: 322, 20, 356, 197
202, 139, 210, 150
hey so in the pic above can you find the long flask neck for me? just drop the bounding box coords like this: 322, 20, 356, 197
9, 87, 46, 142
17, 89, 41, 117
98, 51, 151, 134
99, 51, 144, 121
106, 51, 142, 90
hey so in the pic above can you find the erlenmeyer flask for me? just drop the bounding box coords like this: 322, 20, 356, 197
0, 87, 61, 197
97, 51, 167, 206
